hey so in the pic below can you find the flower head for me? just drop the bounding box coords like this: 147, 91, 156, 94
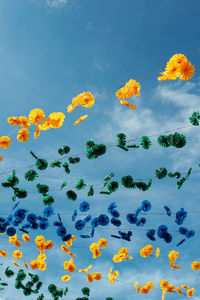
0, 136, 11, 149
17, 128, 30, 142
29, 109, 45, 125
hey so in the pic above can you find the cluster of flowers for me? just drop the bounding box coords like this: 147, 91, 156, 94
134, 281, 154, 294
168, 250, 180, 269
79, 265, 102, 283
113, 247, 132, 263
158, 54, 195, 81
54, 214, 72, 242
116, 79, 140, 110
89, 238, 108, 259
127, 200, 151, 227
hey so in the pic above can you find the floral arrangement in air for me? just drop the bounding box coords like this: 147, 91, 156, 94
116, 79, 140, 110
158, 54, 195, 81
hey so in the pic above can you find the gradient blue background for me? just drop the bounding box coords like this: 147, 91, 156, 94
0, 0, 200, 299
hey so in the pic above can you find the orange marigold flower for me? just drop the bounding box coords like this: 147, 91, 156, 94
35, 235, 45, 244
93, 272, 101, 280
67, 263, 76, 273
0, 136, 11, 149
30, 260, 40, 270
17, 128, 30, 142
45, 240, 54, 250
61, 275, 71, 282
38, 260, 47, 271
165, 60, 179, 80
29, 108, 45, 125
67, 104, 76, 113
40, 117, 51, 131
175, 287, 183, 295
120, 100, 136, 110
191, 261, 200, 271
160, 280, 169, 291
22, 234, 31, 242
79, 92, 95, 108
34, 126, 40, 139
98, 238, 108, 248
169, 54, 187, 65
24, 260, 28, 270
146, 282, 154, 291
37, 252, 46, 261
157, 72, 169, 81
13, 250, 22, 259
167, 284, 175, 292
14, 240, 21, 248
18, 116, 31, 129
140, 286, 149, 294
0, 250, 7, 257
7, 117, 21, 126
0, 156, 2, 162
187, 288, 195, 297
179, 61, 195, 81
49, 112, 65, 128
87, 273, 94, 283
73, 114, 88, 126
9, 234, 17, 244
116, 79, 140, 99
140, 245, 153, 258
36, 241, 46, 251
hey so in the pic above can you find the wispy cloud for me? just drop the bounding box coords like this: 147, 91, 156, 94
45, 0, 67, 8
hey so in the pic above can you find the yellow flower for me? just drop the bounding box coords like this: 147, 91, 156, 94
9, 234, 17, 244
120, 100, 136, 110
18, 116, 31, 129
145, 282, 154, 291
37, 252, 46, 261
29, 108, 45, 125
24, 260, 28, 270
140, 286, 149, 294
67, 104, 76, 113
116, 79, 140, 99
175, 287, 183, 295
79, 265, 92, 273
191, 261, 200, 271
14, 240, 21, 248
134, 281, 138, 291
87, 273, 94, 283
30, 260, 40, 270
7, 117, 21, 126
73, 115, 88, 126
45, 240, 54, 250
34, 126, 40, 139
0, 250, 7, 257
37, 241, 46, 251
0, 156, 2, 162
157, 72, 169, 81
0, 136, 11, 149
187, 288, 195, 297
38, 260, 47, 271
169, 54, 187, 65
160, 280, 169, 291
179, 61, 195, 81
22, 234, 31, 242
93, 272, 101, 280
98, 238, 108, 248
39, 117, 51, 131
108, 268, 119, 284
140, 245, 153, 258
61, 275, 71, 282
49, 112, 65, 128
17, 128, 30, 142
155, 248, 160, 258
12, 260, 19, 267
13, 250, 22, 259
119, 248, 129, 257
79, 92, 95, 108
165, 60, 179, 80
167, 284, 175, 292
35, 235, 45, 244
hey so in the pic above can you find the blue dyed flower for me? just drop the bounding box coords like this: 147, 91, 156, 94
98, 214, 109, 226
126, 213, 137, 224
75, 220, 85, 231
43, 207, 54, 218
39, 221, 49, 230
146, 229, 156, 241
111, 218, 121, 227
136, 217, 146, 227
179, 227, 188, 235
164, 205, 171, 216
79, 201, 90, 212
141, 200, 151, 212
27, 214, 37, 224
186, 230, 195, 239
157, 225, 168, 238
163, 232, 172, 243
91, 217, 98, 228
57, 226, 67, 236
7, 227, 16, 236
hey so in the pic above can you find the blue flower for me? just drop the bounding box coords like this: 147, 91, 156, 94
91, 217, 98, 228
175, 208, 187, 225
79, 201, 90, 212
141, 200, 151, 212
135, 207, 142, 216
14, 209, 26, 221
111, 218, 121, 227
84, 215, 92, 223
43, 207, 54, 218
53, 221, 62, 227
112, 210, 120, 218
186, 230, 195, 239
57, 226, 66, 237
163, 232, 172, 243
7, 227, 16, 236
0, 224, 6, 233
126, 213, 137, 224
98, 214, 109, 226
31, 222, 38, 230
108, 202, 117, 214
157, 225, 168, 238
136, 217, 146, 227
75, 220, 85, 231
179, 227, 188, 235
118, 231, 132, 241
39, 221, 49, 230
164, 205, 171, 216
146, 229, 156, 241
27, 214, 37, 224
72, 210, 77, 222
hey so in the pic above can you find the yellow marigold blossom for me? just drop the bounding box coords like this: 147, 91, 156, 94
165, 60, 179, 80
73, 91, 95, 108
38, 260, 47, 271
45, 241, 54, 250
92, 248, 101, 259
119, 247, 129, 257
9, 234, 17, 244
14, 240, 21, 248
67, 104, 76, 113
12, 260, 19, 267
37, 241, 46, 251
29, 108, 45, 125
179, 61, 195, 81
39, 117, 51, 131
116, 79, 140, 99
73, 114, 88, 126
0, 156, 2, 162
49, 112, 65, 128
30, 260, 40, 270
181, 285, 189, 289
167, 284, 175, 292
140, 286, 149, 294
61, 245, 75, 257
79, 265, 92, 273
34, 126, 40, 139
87, 273, 94, 283
160, 280, 169, 291
145, 282, 154, 291
65, 235, 76, 247
108, 268, 119, 284
98, 238, 108, 248
61, 275, 71, 282
18, 116, 31, 129
24, 260, 28, 270
35, 235, 45, 244
0, 250, 7, 257
22, 234, 31, 242
113, 255, 122, 263
37, 252, 46, 261
187, 288, 195, 297
7, 116, 21, 126
175, 287, 183, 295
168, 250, 180, 269
134, 281, 138, 291
13, 250, 22, 259
169, 54, 187, 65
0, 136, 11, 149
157, 72, 169, 81
191, 261, 200, 270
155, 248, 160, 258
140, 245, 153, 258
120, 100, 136, 110
17, 128, 30, 142
93, 272, 101, 280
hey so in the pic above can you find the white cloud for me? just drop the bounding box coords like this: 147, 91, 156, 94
45, 0, 67, 8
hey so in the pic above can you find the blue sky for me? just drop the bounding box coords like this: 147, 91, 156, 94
0, 0, 200, 299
